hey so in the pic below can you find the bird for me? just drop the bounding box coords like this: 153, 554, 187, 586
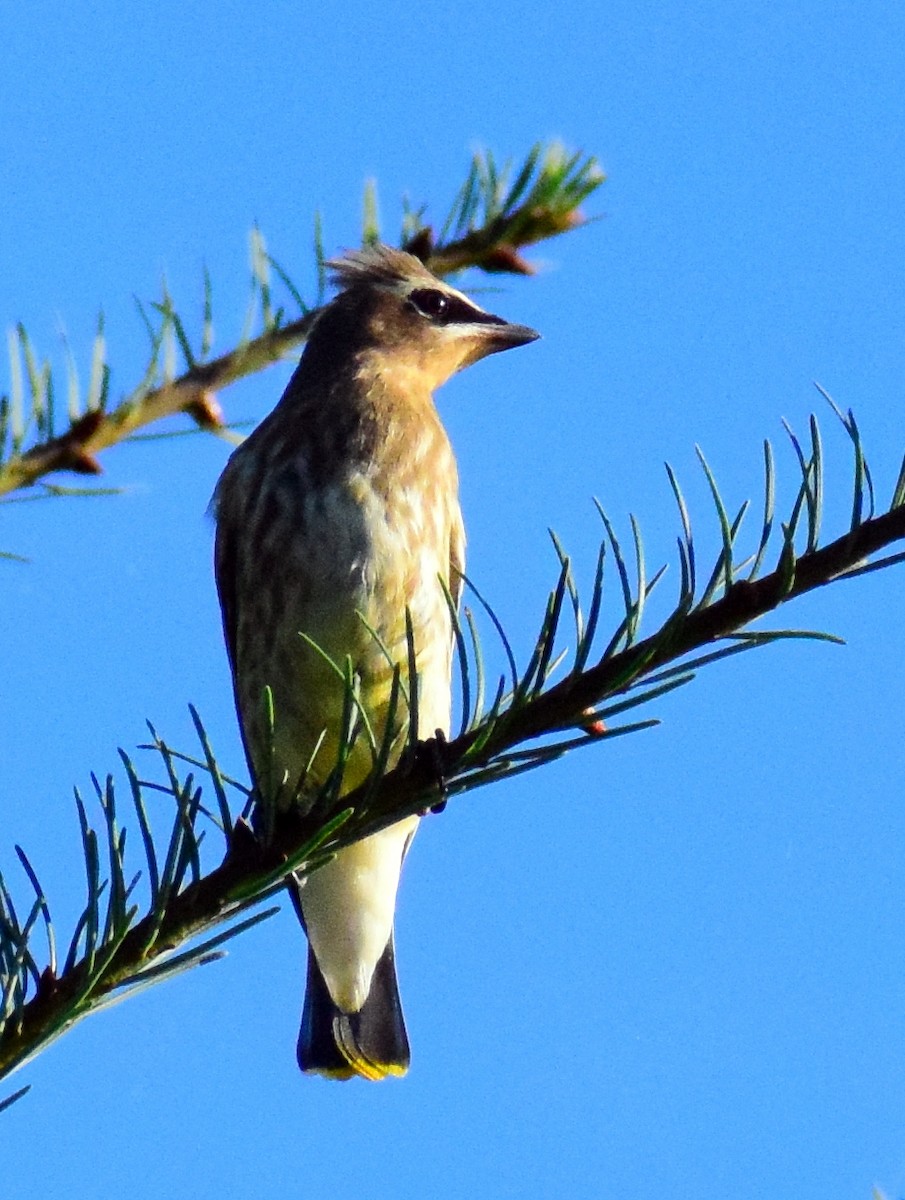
212, 243, 539, 1080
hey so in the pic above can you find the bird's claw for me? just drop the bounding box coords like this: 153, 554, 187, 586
407, 728, 449, 814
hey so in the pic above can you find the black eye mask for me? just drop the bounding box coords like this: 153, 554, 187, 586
407, 287, 506, 327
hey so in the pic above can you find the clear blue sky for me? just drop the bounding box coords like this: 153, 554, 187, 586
2, 3, 905, 1197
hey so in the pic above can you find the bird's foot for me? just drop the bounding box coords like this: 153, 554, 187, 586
229, 814, 263, 862
407, 729, 449, 814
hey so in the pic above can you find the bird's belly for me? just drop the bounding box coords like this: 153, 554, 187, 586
269, 482, 453, 1013
248, 476, 455, 802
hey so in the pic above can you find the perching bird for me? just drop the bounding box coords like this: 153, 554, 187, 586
212, 244, 538, 1079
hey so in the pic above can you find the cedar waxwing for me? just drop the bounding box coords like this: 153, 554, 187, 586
213, 244, 538, 1078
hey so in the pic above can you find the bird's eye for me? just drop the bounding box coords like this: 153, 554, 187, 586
409, 288, 451, 321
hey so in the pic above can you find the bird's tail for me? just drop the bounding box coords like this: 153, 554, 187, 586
297, 935, 410, 1080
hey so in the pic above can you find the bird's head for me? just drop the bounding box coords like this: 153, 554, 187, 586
308, 244, 539, 391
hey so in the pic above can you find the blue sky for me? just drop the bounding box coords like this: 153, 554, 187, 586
2, 2, 905, 1197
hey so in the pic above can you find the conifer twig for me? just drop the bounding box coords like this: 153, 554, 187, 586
1, 401, 903, 1093
0, 143, 602, 503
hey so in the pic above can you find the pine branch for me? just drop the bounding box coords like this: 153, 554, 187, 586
0, 143, 602, 504
1, 400, 903, 1094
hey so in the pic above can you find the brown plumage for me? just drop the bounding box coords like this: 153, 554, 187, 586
213, 244, 538, 1079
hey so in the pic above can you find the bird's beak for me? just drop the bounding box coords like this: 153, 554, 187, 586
486, 320, 541, 350
464, 319, 540, 366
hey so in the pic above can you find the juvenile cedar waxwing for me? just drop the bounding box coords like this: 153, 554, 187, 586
213, 244, 538, 1079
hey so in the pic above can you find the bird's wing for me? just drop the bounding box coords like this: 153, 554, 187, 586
212, 482, 240, 677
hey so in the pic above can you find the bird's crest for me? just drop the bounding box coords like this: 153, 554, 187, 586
327, 244, 439, 293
